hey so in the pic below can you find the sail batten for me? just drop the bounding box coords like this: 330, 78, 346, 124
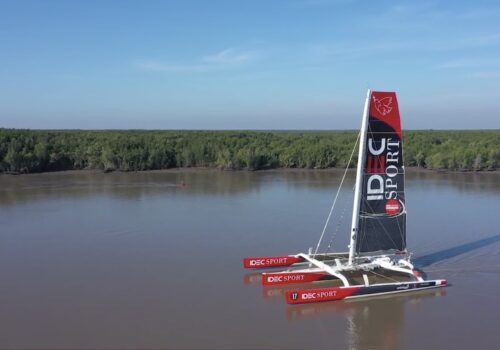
356, 91, 406, 254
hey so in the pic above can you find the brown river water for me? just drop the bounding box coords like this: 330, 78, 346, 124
0, 169, 499, 349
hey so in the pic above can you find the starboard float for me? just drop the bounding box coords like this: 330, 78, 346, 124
243, 90, 447, 304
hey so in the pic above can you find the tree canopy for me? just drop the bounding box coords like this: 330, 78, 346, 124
0, 129, 498, 173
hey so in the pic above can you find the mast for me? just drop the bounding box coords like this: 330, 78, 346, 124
348, 89, 371, 265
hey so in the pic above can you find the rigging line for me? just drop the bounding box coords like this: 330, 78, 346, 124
362, 198, 400, 250
399, 168, 407, 248
360, 191, 406, 246
312, 131, 360, 258
325, 183, 355, 253
369, 269, 402, 283
394, 197, 406, 248
355, 201, 366, 254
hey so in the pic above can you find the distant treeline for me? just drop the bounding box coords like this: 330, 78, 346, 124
0, 129, 498, 173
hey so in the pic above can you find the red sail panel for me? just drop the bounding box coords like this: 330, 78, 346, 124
369, 91, 402, 140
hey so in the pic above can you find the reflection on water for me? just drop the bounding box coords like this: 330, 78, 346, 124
252, 268, 447, 349
287, 289, 447, 350
0, 169, 499, 349
1, 169, 498, 206
0, 170, 256, 205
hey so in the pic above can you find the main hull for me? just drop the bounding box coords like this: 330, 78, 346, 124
286, 279, 447, 304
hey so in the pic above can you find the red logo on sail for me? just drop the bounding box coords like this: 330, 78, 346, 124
385, 199, 400, 215
373, 96, 393, 116
366, 155, 385, 174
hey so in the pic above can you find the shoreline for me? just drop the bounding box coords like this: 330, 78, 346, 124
1, 166, 498, 177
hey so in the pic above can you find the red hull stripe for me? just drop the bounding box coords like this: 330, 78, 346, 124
286, 280, 448, 304
286, 286, 360, 304
262, 272, 330, 286
243, 255, 304, 268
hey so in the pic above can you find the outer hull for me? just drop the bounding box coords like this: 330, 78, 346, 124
243, 253, 348, 269
262, 265, 416, 286
286, 279, 447, 304
262, 271, 334, 285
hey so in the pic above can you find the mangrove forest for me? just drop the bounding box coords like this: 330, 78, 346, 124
0, 129, 498, 173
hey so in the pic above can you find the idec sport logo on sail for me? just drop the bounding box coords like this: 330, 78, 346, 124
365, 137, 402, 216
385, 198, 400, 215
373, 96, 393, 116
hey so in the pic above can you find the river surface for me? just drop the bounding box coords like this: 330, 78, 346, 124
0, 169, 499, 349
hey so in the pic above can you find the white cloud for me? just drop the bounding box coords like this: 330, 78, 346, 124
203, 48, 257, 64
306, 41, 412, 61
436, 59, 499, 69
137, 47, 258, 73
469, 71, 500, 79
305, 31, 500, 64
454, 8, 500, 20
292, 0, 353, 8
137, 61, 209, 72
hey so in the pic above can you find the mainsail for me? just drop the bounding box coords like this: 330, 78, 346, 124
356, 91, 406, 254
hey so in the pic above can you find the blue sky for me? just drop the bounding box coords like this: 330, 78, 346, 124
1, 0, 499, 129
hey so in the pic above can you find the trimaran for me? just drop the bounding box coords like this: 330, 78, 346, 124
243, 90, 447, 304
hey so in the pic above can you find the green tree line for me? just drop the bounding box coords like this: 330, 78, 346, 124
0, 129, 498, 173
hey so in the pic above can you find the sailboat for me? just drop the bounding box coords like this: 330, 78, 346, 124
243, 90, 447, 304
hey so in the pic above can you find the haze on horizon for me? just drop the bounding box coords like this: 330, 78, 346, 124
1, 0, 499, 130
